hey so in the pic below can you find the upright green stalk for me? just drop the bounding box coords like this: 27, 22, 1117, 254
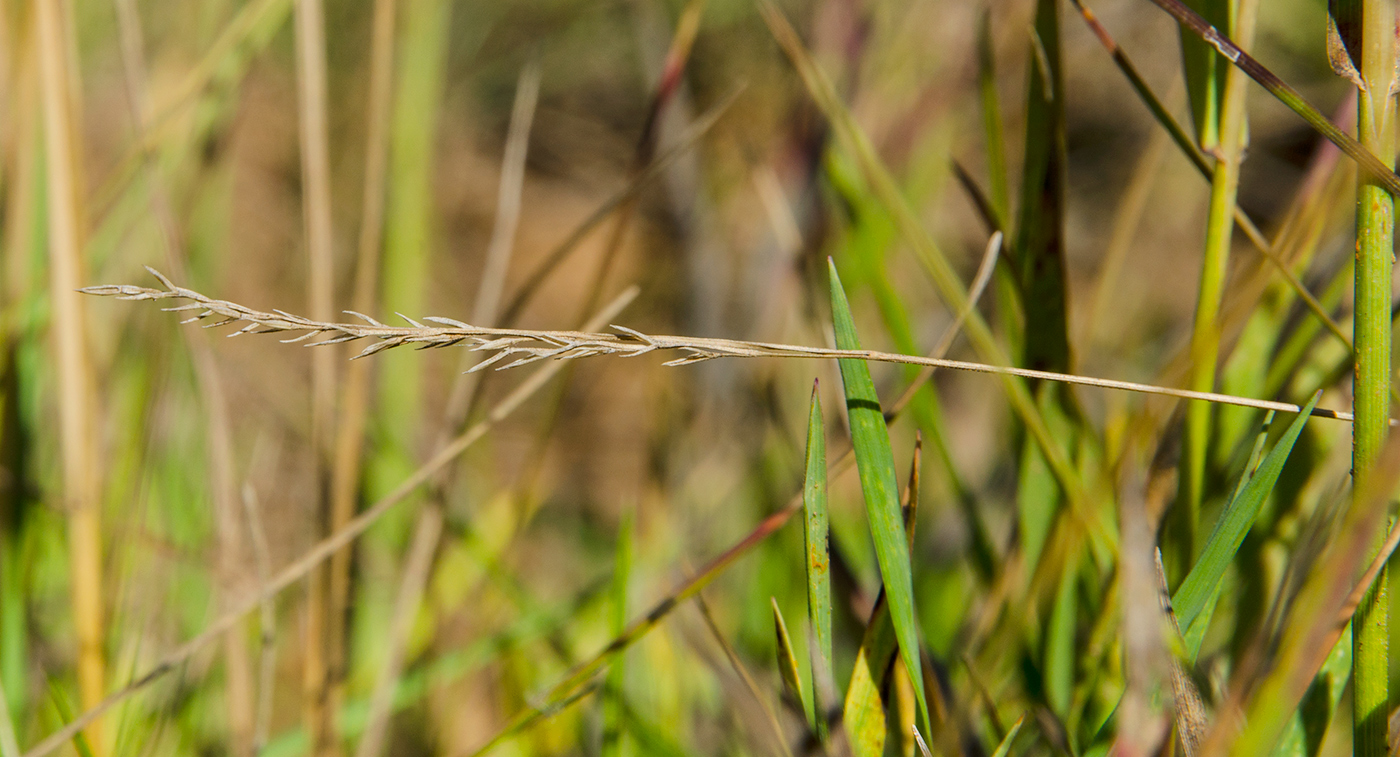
1350, 0, 1396, 750
1177, 0, 1256, 576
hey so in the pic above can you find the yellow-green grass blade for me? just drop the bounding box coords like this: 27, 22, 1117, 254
1044, 555, 1079, 720
842, 441, 923, 757
827, 261, 930, 738
602, 512, 634, 757
842, 610, 894, 757
1146, 0, 1400, 198
771, 598, 813, 731
1173, 392, 1320, 658
802, 384, 833, 742
990, 715, 1027, 757
1181, 409, 1274, 658
1272, 624, 1350, 757
977, 8, 1010, 226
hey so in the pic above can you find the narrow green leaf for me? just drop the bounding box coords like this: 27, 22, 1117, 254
1181, 409, 1274, 656
828, 260, 930, 737
977, 8, 1010, 226
802, 383, 833, 742
771, 597, 813, 730
602, 511, 634, 757
1173, 392, 1321, 645
1045, 556, 1079, 718
991, 715, 1027, 757
1272, 624, 1351, 757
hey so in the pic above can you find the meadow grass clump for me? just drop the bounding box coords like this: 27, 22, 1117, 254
7, 0, 1400, 756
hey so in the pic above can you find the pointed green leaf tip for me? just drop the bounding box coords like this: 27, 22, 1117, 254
771, 598, 814, 729
1173, 391, 1321, 659
827, 259, 930, 736
803, 382, 833, 742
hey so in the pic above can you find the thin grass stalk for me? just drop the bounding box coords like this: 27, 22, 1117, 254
352, 63, 538, 757
85, 272, 1382, 425
1350, 0, 1397, 750
21, 288, 640, 757
35, 2, 105, 753
107, 0, 257, 751
240, 484, 278, 753
325, 0, 397, 736
694, 595, 793, 757
293, 0, 339, 749
1178, 0, 1257, 574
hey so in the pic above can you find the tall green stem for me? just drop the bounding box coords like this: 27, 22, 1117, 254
1352, 0, 1396, 751
1178, 0, 1256, 575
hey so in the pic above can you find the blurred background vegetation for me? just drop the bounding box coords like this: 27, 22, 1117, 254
0, 0, 1391, 754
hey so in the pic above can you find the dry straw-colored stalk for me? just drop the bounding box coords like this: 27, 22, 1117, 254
37, 1, 106, 753
84, 268, 1367, 425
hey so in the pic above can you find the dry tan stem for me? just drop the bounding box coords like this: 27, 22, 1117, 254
84, 271, 1369, 425
325, 0, 398, 740
36, 2, 106, 752
293, 0, 339, 750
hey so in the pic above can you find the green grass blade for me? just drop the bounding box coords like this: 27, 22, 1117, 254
977, 8, 1010, 225
802, 383, 833, 742
1272, 624, 1350, 757
990, 715, 1027, 757
827, 261, 930, 737
602, 511, 633, 757
1180, 409, 1274, 657
1045, 556, 1079, 719
1172, 392, 1320, 645
771, 598, 813, 731
1015, 0, 1071, 376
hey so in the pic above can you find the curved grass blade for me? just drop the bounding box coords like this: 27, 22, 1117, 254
1172, 392, 1321, 658
802, 383, 833, 742
828, 261, 930, 737
771, 598, 813, 730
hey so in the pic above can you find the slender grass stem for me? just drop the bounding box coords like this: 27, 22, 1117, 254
1178, 0, 1258, 577
35, 2, 106, 753
1351, 0, 1397, 750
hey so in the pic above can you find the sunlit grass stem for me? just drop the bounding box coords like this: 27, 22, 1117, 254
1351, 0, 1397, 751
1178, 0, 1257, 576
